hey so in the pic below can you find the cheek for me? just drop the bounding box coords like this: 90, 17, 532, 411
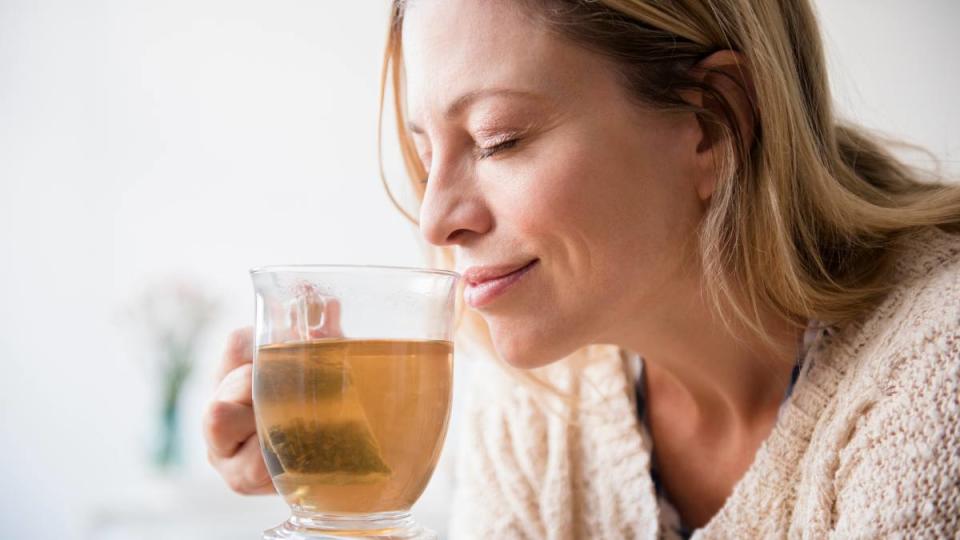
477, 126, 702, 366
476, 147, 634, 367
512, 139, 657, 279
496, 141, 609, 240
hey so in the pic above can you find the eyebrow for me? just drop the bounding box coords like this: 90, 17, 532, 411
406, 88, 546, 135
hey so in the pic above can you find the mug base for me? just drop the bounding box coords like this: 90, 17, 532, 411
262, 511, 437, 540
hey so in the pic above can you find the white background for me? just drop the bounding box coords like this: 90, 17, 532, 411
1, 1, 957, 538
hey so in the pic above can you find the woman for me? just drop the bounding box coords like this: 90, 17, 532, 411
204, 0, 960, 537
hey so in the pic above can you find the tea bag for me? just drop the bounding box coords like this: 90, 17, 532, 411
258, 284, 391, 484
265, 419, 391, 483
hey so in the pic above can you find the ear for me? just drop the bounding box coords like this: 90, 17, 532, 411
681, 50, 757, 203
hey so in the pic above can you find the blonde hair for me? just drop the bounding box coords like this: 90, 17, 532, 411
377, 0, 960, 406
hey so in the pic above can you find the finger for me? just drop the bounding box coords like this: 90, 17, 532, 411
311, 297, 342, 338
213, 434, 276, 495
204, 364, 255, 458
214, 362, 254, 406
288, 294, 344, 340
215, 327, 253, 383
203, 397, 256, 459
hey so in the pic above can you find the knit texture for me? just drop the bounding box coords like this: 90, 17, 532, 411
448, 227, 960, 539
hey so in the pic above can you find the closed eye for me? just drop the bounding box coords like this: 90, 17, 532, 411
419, 136, 522, 185
476, 138, 519, 159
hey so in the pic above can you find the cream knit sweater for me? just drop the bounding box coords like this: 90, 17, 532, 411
448, 227, 960, 539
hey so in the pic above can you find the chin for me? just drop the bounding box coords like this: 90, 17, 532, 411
489, 322, 573, 370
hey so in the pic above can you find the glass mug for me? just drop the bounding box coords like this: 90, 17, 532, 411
251, 265, 459, 539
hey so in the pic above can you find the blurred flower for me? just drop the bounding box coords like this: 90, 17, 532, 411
123, 276, 220, 471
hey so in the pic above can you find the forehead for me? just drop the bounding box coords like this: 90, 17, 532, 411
400, 0, 589, 118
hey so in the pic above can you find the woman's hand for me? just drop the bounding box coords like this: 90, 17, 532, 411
203, 294, 344, 495
203, 327, 275, 495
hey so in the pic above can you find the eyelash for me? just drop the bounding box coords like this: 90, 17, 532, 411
417, 136, 521, 184
476, 137, 520, 159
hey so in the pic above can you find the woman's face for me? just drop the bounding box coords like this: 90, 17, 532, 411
403, 0, 710, 368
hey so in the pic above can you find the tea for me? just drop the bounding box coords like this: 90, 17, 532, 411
254, 338, 453, 513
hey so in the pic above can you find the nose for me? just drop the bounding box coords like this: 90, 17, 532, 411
418, 160, 493, 247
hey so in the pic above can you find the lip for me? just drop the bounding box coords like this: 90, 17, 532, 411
463, 259, 538, 308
